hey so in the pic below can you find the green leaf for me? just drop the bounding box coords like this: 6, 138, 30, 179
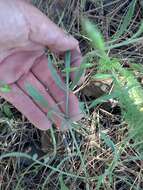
25, 83, 49, 108
59, 175, 69, 190
32, 154, 38, 160
63, 63, 93, 72
130, 63, 143, 73
89, 91, 120, 109
112, 0, 137, 40
65, 51, 71, 117
0, 152, 88, 180
48, 56, 66, 91
70, 65, 85, 89
3, 104, 13, 118
0, 84, 11, 93
64, 62, 92, 90
100, 132, 115, 152
93, 73, 113, 80
106, 37, 142, 50
97, 175, 104, 190
44, 157, 49, 164
113, 76, 143, 142
25, 83, 63, 122
131, 20, 143, 39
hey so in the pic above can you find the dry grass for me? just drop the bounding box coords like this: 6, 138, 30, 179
0, 0, 143, 189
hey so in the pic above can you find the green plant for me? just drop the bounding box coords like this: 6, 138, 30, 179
1, 1, 143, 189
83, 18, 143, 144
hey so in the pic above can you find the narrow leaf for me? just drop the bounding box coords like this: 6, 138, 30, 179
70, 65, 85, 89
0, 84, 11, 93
25, 83, 49, 108
3, 104, 13, 118
65, 51, 71, 117
93, 73, 113, 80
59, 175, 69, 190
48, 56, 66, 91
113, 0, 137, 40
89, 91, 120, 109
100, 132, 115, 152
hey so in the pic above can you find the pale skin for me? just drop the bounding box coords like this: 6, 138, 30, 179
0, 0, 83, 130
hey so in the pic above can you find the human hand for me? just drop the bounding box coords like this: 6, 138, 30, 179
0, 0, 83, 130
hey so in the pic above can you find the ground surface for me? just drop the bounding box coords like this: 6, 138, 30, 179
0, 0, 143, 190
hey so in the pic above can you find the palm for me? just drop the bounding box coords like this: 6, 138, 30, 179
0, 0, 82, 130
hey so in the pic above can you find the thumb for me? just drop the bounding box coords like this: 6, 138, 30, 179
20, 1, 79, 53
19, 1, 83, 82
